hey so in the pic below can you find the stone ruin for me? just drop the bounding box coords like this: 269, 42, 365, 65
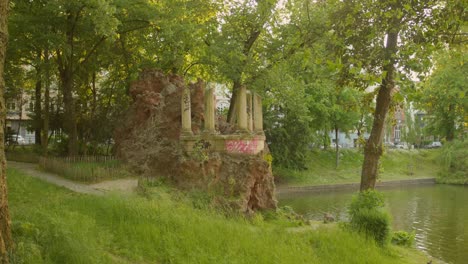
115, 69, 277, 213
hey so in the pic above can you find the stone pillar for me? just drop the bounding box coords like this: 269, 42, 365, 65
253, 93, 264, 134
247, 91, 253, 132
181, 87, 193, 136
204, 83, 216, 134
237, 86, 248, 132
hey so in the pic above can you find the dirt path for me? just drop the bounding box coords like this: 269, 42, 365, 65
8, 161, 138, 195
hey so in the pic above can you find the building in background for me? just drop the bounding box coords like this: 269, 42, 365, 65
6, 93, 36, 144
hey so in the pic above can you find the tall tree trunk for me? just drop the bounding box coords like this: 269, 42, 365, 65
226, 29, 262, 124
227, 79, 241, 123
360, 29, 399, 191
0, 0, 12, 262
335, 126, 339, 169
58, 11, 78, 156
16, 93, 23, 148
34, 75, 42, 145
42, 52, 50, 155
446, 104, 455, 141
61, 68, 78, 156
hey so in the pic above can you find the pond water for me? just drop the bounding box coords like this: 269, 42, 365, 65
279, 185, 468, 264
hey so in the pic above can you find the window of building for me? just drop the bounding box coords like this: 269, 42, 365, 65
394, 125, 401, 142
8, 103, 16, 110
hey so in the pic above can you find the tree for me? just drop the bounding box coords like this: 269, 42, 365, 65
329, 87, 360, 168
7, 0, 160, 155
257, 0, 336, 169
330, 0, 464, 190
0, 0, 12, 262
420, 48, 467, 141
207, 0, 277, 123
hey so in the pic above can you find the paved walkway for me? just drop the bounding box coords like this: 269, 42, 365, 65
8, 161, 138, 195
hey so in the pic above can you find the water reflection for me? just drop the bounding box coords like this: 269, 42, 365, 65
279, 185, 468, 264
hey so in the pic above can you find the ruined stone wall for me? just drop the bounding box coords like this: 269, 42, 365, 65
115, 69, 277, 213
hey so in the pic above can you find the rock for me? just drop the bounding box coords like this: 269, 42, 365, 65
323, 213, 335, 223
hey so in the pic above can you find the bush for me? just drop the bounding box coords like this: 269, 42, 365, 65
391, 231, 415, 247
348, 190, 391, 246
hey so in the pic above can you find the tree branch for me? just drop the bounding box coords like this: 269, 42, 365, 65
78, 36, 107, 68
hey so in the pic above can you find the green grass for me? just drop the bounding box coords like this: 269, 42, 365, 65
436, 140, 468, 185
38, 158, 131, 183
274, 149, 441, 186
7, 168, 435, 264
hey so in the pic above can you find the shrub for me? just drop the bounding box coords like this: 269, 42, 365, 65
391, 231, 415, 247
348, 190, 391, 246
349, 189, 384, 213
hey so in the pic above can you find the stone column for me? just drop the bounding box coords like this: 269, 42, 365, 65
237, 86, 248, 132
204, 83, 216, 134
181, 87, 193, 136
253, 93, 264, 134
247, 91, 253, 132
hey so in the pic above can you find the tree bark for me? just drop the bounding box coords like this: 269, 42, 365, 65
34, 75, 42, 145
42, 51, 50, 155
446, 104, 455, 141
360, 29, 399, 191
227, 29, 262, 124
335, 126, 339, 169
60, 67, 78, 156
57, 11, 79, 156
0, 0, 12, 262
227, 80, 241, 123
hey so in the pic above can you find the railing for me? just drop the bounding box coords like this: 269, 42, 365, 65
38, 156, 129, 183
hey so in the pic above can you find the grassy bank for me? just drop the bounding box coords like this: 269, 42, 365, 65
274, 149, 441, 186
7, 168, 433, 264
436, 140, 468, 184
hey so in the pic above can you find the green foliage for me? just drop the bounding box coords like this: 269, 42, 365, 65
348, 190, 391, 246
437, 140, 468, 184
348, 208, 391, 246
418, 48, 468, 141
265, 109, 314, 169
349, 189, 385, 212
191, 140, 211, 163
391, 231, 415, 247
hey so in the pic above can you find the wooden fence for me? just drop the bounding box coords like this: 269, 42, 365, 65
42, 156, 117, 163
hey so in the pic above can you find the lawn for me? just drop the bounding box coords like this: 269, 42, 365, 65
274, 149, 441, 187
7, 168, 434, 264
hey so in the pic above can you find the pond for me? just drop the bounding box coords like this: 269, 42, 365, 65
279, 184, 468, 264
